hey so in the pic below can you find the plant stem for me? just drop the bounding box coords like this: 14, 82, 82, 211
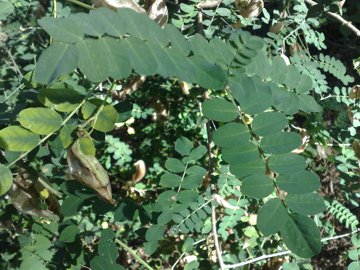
115, 239, 154, 270
65, 0, 95, 10
304, 0, 360, 38
212, 205, 225, 270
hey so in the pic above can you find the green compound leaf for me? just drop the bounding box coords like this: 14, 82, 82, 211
175, 136, 193, 156
35, 42, 78, 84
0, 126, 39, 152
222, 142, 259, 164
257, 198, 289, 235
0, 164, 13, 196
18, 108, 63, 135
202, 98, 238, 122
160, 173, 182, 188
269, 154, 306, 174
38, 87, 84, 112
59, 225, 79, 243
165, 158, 186, 173
241, 174, 274, 199
281, 214, 321, 258
276, 171, 320, 194
212, 122, 250, 148
261, 132, 302, 154
285, 193, 326, 215
252, 111, 288, 136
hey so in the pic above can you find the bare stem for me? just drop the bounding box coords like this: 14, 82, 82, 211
304, 0, 360, 37
212, 205, 225, 270
65, 0, 95, 10
115, 238, 154, 270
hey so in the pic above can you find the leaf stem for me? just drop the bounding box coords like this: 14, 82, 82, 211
115, 238, 154, 270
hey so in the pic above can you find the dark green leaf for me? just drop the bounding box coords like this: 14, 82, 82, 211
165, 158, 185, 173
252, 112, 288, 136
35, 43, 78, 84
202, 98, 238, 122
257, 198, 289, 235
90, 256, 125, 270
269, 154, 306, 174
285, 193, 326, 215
177, 190, 198, 204
145, 225, 165, 242
59, 225, 79, 243
261, 132, 302, 154
175, 136, 193, 156
212, 122, 250, 147
160, 173, 182, 188
281, 214, 321, 258
222, 142, 259, 164
38, 87, 84, 112
276, 171, 320, 194
241, 174, 274, 199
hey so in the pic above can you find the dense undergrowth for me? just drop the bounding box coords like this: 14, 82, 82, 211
0, 0, 359, 269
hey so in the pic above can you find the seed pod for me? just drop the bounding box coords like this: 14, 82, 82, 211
67, 139, 116, 205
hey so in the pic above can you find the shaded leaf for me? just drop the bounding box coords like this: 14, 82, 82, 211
18, 108, 63, 135
261, 132, 302, 154
0, 126, 39, 152
285, 193, 326, 215
241, 174, 274, 199
252, 111, 288, 136
0, 164, 13, 196
269, 154, 306, 174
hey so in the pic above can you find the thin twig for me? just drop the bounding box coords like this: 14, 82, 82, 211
65, 0, 95, 10
211, 205, 225, 270
6, 48, 23, 79
304, 0, 360, 38
223, 228, 360, 269
115, 239, 154, 270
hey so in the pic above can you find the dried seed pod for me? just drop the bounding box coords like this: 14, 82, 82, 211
147, 0, 168, 27
67, 139, 116, 205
